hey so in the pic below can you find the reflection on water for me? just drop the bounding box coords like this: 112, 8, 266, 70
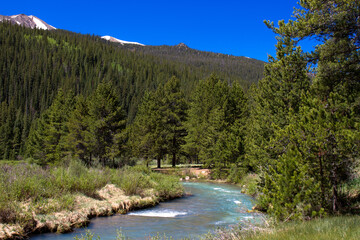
30, 182, 263, 240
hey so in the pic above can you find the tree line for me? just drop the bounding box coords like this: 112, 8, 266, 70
24, 74, 249, 172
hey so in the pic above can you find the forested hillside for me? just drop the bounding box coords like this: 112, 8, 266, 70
118, 42, 264, 87
0, 21, 263, 160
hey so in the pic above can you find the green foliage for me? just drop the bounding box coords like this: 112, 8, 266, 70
87, 81, 127, 166
65, 95, 93, 164
109, 165, 183, 199
184, 74, 248, 173
0, 21, 262, 160
26, 89, 75, 165
149, 172, 184, 200
227, 164, 247, 183
111, 166, 152, 196
259, 146, 323, 221
237, 173, 259, 196
129, 77, 188, 168
245, 36, 310, 170
25, 82, 127, 166
251, 0, 360, 220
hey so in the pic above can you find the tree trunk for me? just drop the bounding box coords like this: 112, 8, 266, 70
333, 184, 338, 212
172, 152, 176, 167
157, 157, 161, 168
318, 152, 326, 207
331, 161, 339, 212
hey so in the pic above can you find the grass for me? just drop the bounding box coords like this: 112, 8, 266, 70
200, 215, 360, 240
0, 160, 184, 226
263, 216, 360, 240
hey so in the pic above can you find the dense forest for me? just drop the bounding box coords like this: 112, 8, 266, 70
0, 0, 359, 223
0, 21, 264, 160
119, 42, 264, 87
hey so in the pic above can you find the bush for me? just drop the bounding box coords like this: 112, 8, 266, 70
227, 164, 247, 183
150, 172, 184, 199
111, 166, 152, 196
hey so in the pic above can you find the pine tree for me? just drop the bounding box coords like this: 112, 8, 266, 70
160, 76, 188, 167
245, 35, 310, 170
129, 77, 188, 168
42, 89, 75, 163
184, 75, 248, 173
129, 90, 165, 168
256, 0, 360, 218
88, 81, 126, 166
25, 89, 74, 164
66, 95, 93, 165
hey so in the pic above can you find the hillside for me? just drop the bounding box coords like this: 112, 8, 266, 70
0, 21, 264, 159
113, 42, 264, 87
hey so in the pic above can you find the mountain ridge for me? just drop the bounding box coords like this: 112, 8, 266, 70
0, 13, 263, 65
0, 14, 56, 30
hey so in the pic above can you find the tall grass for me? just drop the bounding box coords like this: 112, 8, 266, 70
0, 161, 184, 226
201, 216, 360, 240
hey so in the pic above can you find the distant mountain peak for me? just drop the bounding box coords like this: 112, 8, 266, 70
0, 14, 56, 30
101, 35, 145, 46
176, 43, 189, 48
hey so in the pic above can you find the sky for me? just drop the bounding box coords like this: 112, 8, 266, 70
1, 0, 315, 62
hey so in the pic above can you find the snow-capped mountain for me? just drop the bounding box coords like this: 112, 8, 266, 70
101, 35, 145, 46
0, 14, 56, 30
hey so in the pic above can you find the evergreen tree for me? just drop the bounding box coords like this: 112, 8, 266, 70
66, 95, 93, 165
87, 81, 126, 166
129, 77, 188, 168
130, 90, 165, 168
184, 74, 248, 173
26, 89, 74, 165
160, 76, 188, 167
245, 35, 310, 170
255, 0, 360, 218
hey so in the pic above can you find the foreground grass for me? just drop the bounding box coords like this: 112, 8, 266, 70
202, 215, 360, 240
0, 161, 183, 227
260, 216, 360, 240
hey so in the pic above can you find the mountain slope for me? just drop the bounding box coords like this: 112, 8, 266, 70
0, 14, 56, 30
0, 13, 264, 86
115, 42, 265, 86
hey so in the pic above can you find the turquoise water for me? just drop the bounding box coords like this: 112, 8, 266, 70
30, 182, 263, 239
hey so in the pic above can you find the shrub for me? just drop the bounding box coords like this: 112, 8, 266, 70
150, 172, 184, 199
112, 167, 152, 196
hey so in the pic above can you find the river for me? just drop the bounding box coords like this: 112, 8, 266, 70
30, 182, 263, 239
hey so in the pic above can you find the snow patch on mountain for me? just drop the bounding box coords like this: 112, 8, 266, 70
101, 35, 145, 46
29, 15, 48, 30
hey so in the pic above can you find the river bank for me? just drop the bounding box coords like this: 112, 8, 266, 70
30, 181, 262, 240
0, 184, 183, 240
0, 163, 184, 240
153, 166, 260, 197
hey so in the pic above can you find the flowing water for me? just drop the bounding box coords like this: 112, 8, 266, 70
31, 182, 263, 240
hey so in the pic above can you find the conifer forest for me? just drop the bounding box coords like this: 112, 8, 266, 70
0, 0, 359, 230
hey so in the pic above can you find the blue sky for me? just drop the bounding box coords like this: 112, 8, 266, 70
1, 0, 314, 62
